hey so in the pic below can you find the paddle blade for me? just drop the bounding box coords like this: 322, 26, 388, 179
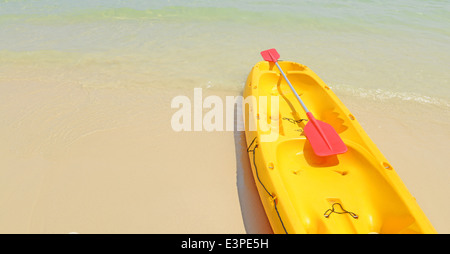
304, 113, 347, 157
261, 48, 280, 62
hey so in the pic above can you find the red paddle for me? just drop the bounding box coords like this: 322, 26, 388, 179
261, 48, 347, 156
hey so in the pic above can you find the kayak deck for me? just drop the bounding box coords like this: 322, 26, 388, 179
243, 61, 436, 234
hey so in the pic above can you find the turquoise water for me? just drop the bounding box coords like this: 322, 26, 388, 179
1, 0, 449, 107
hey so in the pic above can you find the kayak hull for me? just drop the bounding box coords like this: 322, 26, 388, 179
243, 61, 436, 234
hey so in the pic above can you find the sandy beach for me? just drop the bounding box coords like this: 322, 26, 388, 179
1, 0, 449, 234
0, 77, 449, 233
0, 81, 246, 233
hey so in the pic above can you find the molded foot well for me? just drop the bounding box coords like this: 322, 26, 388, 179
275, 139, 418, 233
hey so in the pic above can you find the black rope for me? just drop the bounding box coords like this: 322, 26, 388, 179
324, 203, 358, 219
247, 137, 288, 234
282, 117, 308, 124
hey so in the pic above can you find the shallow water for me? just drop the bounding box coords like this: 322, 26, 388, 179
1, 0, 449, 105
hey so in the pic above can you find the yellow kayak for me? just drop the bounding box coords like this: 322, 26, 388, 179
243, 60, 436, 234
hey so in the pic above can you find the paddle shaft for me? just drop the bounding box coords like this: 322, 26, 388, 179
261, 48, 347, 156
274, 61, 310, 113
275, 61, 332, 149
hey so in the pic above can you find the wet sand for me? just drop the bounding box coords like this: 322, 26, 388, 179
0, 79, 449, 233
0, 82, 246, 233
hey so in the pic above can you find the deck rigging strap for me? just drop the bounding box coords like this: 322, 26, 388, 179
324, 203, 359, 219
247, 137, 288, 234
